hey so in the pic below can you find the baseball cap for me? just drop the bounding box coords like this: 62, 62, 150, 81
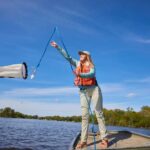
78, 50, 90, 56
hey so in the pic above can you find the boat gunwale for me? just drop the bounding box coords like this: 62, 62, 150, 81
69, 130, 150, 150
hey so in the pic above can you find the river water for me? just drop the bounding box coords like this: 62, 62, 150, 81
0, 118, 150, 150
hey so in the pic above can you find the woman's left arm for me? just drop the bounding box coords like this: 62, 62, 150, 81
79, 67, 95, 78
50, 41, 78, 67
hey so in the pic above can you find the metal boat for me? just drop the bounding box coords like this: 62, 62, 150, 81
69, 130, 150, 150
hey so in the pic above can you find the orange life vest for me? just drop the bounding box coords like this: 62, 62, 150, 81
74, 62, 96, 86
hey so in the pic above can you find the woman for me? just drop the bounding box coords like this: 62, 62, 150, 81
50, 41, 108, 149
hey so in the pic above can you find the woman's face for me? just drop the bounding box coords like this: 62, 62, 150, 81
80, 54, 87, 62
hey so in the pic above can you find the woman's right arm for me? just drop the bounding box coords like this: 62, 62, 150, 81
50, 41, 78, 67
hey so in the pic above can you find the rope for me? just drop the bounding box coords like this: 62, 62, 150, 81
55, 27, 97, 149
36, 27, 56, 69
31, 27, 97, 149
55, 27, 74, 72
31, 27, 56, 79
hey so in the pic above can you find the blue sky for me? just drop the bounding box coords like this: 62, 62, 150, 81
0, 0, 150, 116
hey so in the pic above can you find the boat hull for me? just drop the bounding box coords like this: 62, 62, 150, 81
69, 130, 150, 150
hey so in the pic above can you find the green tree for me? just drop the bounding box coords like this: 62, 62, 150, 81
0, 107, 15, 117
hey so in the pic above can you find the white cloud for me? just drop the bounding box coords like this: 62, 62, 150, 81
106, 102, 129, 110
0, 80, 149, 115
101, 83, 124, 93
0, 0, 103, 38
126, 92, 137, 98
105, 101, 142, 111
1, 87, 78, 97
125, 33, 150, 44
0, 99, 81, 116
1, 83, 124, 99
134, 37, 150, 44
125, 77, 150, 84
54, 5, 89, 21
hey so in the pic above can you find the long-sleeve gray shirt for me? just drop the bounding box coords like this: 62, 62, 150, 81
56, 46, 95, 78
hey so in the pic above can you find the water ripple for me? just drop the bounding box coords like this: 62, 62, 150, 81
0, 118, 149, 150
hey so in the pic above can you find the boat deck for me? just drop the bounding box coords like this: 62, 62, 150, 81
71, 130, 150, 150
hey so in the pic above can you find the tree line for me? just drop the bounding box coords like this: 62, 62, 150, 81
0, 106, 150, 128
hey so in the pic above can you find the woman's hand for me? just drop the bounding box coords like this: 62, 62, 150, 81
50, 41, 58, 48
73, 70, 80, 76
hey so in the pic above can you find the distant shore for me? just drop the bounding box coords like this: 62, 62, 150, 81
0, 106, 150, 128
